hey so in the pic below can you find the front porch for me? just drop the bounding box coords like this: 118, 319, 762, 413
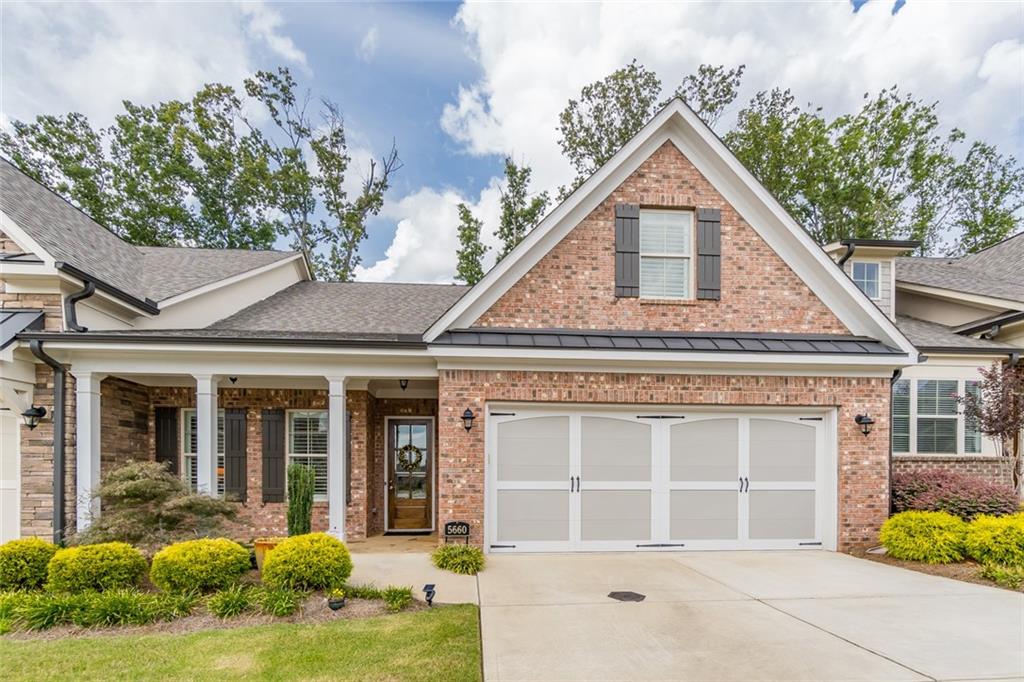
73, 368, 441, 543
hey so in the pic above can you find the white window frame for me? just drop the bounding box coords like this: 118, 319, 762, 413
181, 408, 225, 496
851, 261, 881, 300
286, 409, 329, 502
639, 209, 695, 300
892, 378, 988, 456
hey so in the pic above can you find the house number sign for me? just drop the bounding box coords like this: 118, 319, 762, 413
444, 521, 470, 543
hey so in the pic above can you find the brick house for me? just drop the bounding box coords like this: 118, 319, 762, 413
2, 99, 1010, 553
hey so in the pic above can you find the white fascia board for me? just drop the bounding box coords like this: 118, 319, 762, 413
156, 253, 307, 308
0, 210, 54, 265
31, 339, 432, 358
895, 281, 1023, 312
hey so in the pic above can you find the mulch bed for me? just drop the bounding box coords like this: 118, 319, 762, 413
851, 548, 1023, 592
3, 595, 426, 642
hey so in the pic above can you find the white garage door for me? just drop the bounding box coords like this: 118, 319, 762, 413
487, 407, 835, 552
0, 411, 20, 544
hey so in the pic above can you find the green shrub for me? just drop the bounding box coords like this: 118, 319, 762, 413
431, 544, 485, 575
980, 562, 1024, 590
262, 533, 352, 590
965, 514, 1024, 567
207, 585, 252, 619
252, 586, 303, 617
46, 542, 147, 593
342, 583, 383, 600
75, 589, 160, 627
286, 463, 316, 536
151, 591, 199, 621
15, 592, 90, 630
150, 538, 251, 593
0, 538, 58, 590
381, 585, 413, 613
879, 511, 967, 563
0, 590, 32, 619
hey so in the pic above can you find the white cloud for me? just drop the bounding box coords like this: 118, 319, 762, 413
240, 2, 309, 70
358, 26, 380, 63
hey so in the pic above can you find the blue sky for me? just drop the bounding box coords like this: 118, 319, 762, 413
2, 1, 1021, 280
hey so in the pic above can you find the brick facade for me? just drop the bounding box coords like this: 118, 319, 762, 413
475, 142, 849, 335
893, 454, 1013, 486
437, 370, 891, 551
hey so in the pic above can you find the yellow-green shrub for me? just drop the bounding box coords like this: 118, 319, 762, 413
879, 511, 967, 563
46, 542, 147, 593
431, 544, 485, 575
965, 513, 1024, 567
0, 538, 58, 590
150, 538, 251, 593
262, 533, 352, 590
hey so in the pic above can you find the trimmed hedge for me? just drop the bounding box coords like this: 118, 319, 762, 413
150, 538, 251, 593
262, 533, 352, 590
965, 513, 1024, 568
0, 538, 58, 590
46, 542, 147, 593
431, 544, 485, 575
879, 511, 967, 563
892, 470, 1017, 520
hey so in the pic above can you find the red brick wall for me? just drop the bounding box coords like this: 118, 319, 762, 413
438, 370, 890, 551
893, 455, 1013, 486
475, 142, 849, 334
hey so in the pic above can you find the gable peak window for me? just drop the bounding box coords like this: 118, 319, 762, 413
851, 261, 880, 299
639, 209, 694, 299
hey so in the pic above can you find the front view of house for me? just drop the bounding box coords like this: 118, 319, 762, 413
1, 100, 925, 553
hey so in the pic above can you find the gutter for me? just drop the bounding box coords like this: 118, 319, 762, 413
17, 331, 429, 349
836, 242, 856, 266
888, 367, 903, 515
55, 262, 159, 315
913, 346, 1021, 356
63, 280, 96, 332
29, 340, 67, 545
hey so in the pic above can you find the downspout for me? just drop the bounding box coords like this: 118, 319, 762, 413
29, 340, 66, 544
836, 242, 856, 266
888, 367, 903, 515
63, 280, 97, 332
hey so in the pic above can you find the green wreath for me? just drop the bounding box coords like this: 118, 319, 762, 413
396, 443, 424, 473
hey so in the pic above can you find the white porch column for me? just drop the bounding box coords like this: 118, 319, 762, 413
74, 372, 104, 532
327, 376, 347, 539
194, 374, 219, 495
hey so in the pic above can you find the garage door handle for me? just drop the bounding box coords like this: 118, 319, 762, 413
575, 476, 580, 492
570, 476, 575, 492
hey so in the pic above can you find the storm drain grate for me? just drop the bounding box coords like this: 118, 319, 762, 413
608, 591, 646, 602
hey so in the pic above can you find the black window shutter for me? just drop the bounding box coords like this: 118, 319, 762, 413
262, 409, 285, 503
154, 407, 178, 475
345, 410, 352, 506
614, 203, 640, 297
696, 208, 722, 300
224, 409, 247, 502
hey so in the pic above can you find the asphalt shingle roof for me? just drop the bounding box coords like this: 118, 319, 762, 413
1, 159, 296, 303
895, 233, 1024, 304
208, 281, 469, 337
894, 315, 1011, 350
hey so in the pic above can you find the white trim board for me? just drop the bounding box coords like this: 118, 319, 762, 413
424, 99, 916, 359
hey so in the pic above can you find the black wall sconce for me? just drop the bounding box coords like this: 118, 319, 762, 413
399, 378, 409, 391
854, 413, 875, 436
461, 408, 476, 432
21, 405, 47, 430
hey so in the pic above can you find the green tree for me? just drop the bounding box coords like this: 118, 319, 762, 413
455, 203, 488, 285
665, 63, 746, 128
496, 157, 549, 259
948, 142, 1024, 255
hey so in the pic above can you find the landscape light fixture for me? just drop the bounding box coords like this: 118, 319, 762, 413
422, 583, 435, 606
462, 408, 476, 432
21, 405, 47, 430
854, 414, 875, 436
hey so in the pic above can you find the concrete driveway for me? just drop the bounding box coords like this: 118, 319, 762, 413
478, 551, 1024, 681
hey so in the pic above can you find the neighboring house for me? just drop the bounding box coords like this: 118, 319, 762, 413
2, 100, 924, 554
823, 238, 1022, 487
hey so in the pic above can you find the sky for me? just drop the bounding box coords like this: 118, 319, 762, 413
2, 1, 1022, 283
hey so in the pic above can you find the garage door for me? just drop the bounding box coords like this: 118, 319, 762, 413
487, 408, 834, 552
0, 411, 20, 544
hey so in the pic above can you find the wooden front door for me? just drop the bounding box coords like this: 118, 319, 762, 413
387, 419, 433, 532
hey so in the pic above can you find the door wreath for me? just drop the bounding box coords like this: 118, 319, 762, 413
396, 443, 424, 473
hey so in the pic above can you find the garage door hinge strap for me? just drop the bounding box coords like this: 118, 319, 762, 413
798, 417, 823, 421
636, 415, 682, 419
635, 543, 686, 548
490, 412, 516, 417
490, 544, 516, 549
798, 542, 823, 546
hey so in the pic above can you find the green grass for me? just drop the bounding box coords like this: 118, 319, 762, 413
0, 604, 481, 681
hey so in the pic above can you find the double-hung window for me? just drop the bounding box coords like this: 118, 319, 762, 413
288, 410, 329, 501
892, 379, 983, 455
182, 408, 225, 495
639, 210, 693, 299
851, 261, 880, 299
916, 379, 958, 453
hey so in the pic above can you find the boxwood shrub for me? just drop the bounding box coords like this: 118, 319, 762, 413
431, 544, 485, 575
261, 533, 352, 590
879, 511, 967, 563
0, 538, 58, 590
965, 513, 1024, 568
892, 470, 1018, 520
46, 542, 147, 593
150, 538, 251, 593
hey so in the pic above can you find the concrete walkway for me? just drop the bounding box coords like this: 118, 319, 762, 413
349, 551, 479, 605
478, 551, 1024, 681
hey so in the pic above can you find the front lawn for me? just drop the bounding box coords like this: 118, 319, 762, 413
0, 603, 481, 681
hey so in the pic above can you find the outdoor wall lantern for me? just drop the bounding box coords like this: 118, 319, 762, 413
21, 405, 47, 430
399, 378, 409, 391
854, 413, 875, 436
462, 408, 476, 432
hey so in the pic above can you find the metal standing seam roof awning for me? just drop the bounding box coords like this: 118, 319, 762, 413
432, 328, 904, 355
1, 309, 44, 350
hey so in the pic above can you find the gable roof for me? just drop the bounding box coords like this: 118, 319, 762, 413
896, 255, 1024, 305
895, 315, 1016, 353
424, 99, 916, 358
0, 159, 301, 306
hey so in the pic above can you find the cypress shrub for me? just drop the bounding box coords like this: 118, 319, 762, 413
287, 463, 316, 536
